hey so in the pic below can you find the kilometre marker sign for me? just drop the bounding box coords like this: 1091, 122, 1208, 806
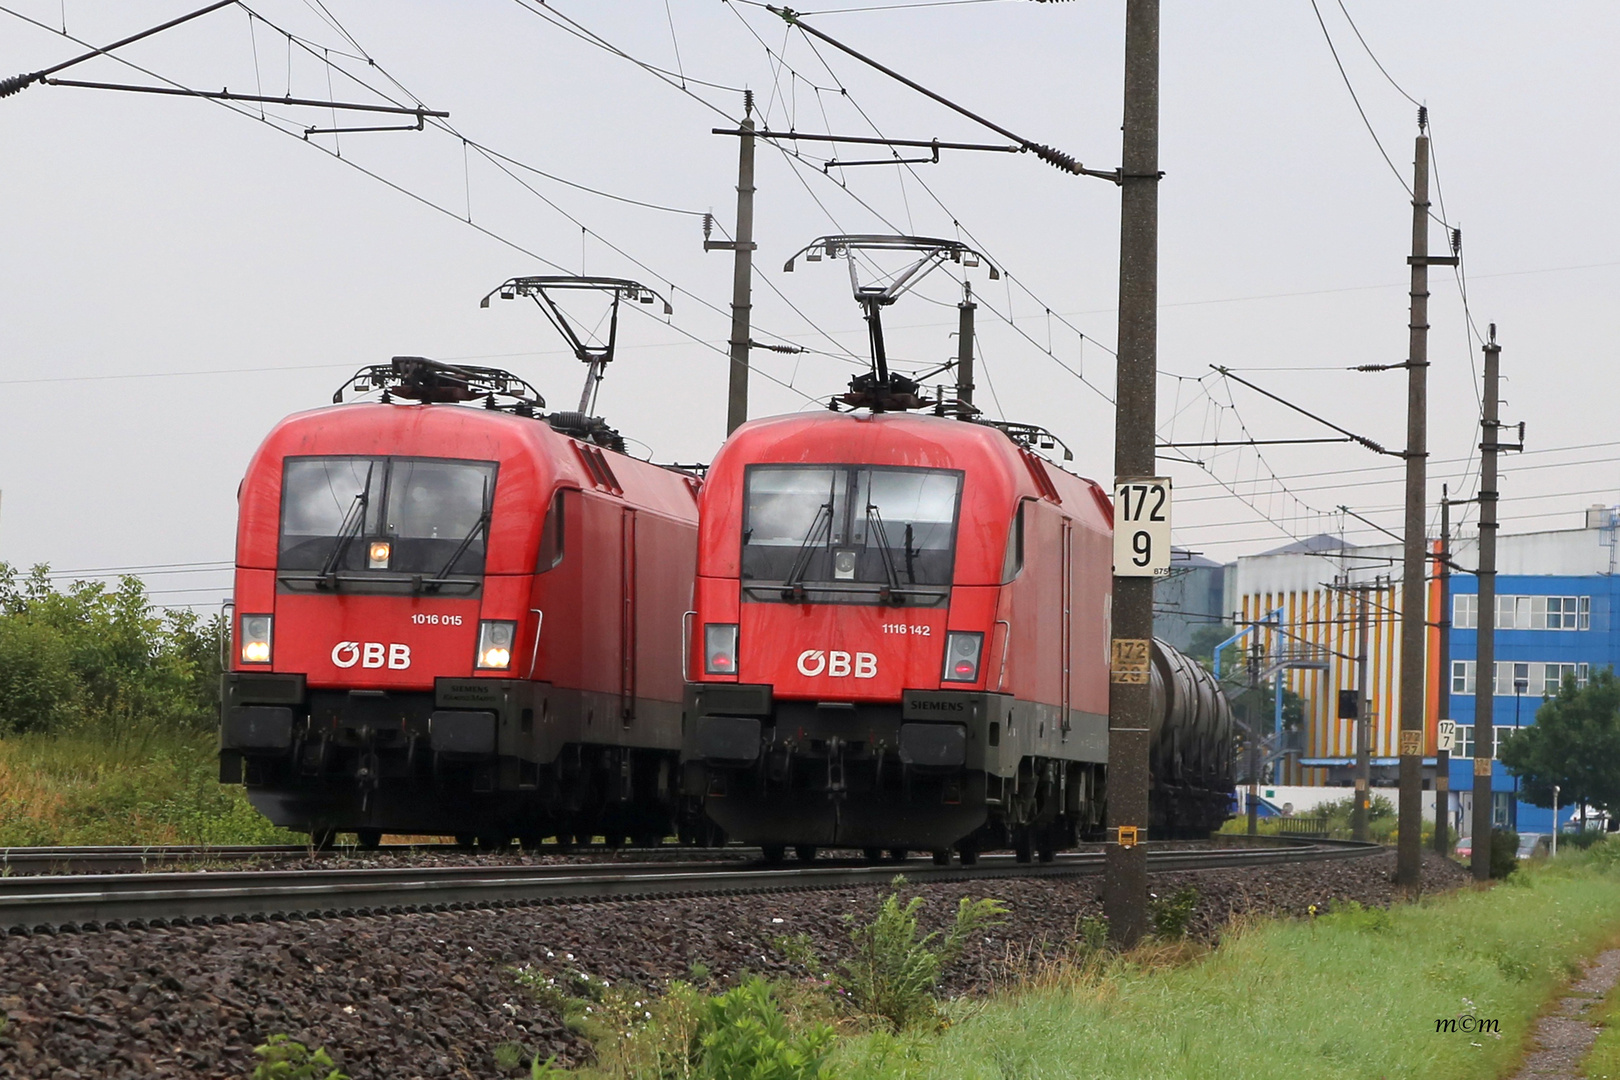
1114, 477, 1171, 577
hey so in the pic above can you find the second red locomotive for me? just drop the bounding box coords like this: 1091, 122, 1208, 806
682, 409, 1233, 863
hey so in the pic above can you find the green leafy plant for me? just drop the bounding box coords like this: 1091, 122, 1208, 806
1321, 899, 1393, 933
1147, 886, 1199, 939
700, 977, 836, 1080
772, 931, 821, 972
1075, 915, 1109, 954
837, 876, 1008, 1031
1491, 829, 1520, 880
493, 1041, 527, 1071
250, 1034, 348, 1080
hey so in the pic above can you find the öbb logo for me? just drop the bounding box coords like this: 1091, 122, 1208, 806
796, 650, 877, 679
331, 641, 412, 670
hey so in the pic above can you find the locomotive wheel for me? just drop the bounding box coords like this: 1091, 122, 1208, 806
889, 848, 910, 863
1013, 831, 1033, 864
477, 834, 508, 851
454, 833, 477, 850
761, 844, 787, 864
1037, 842, 1056, 864
957, 844, 979, 866
862, 847, 884, 864
308, 827, 336, 852
931, 849, 951, 866
356, 829, 382, 851
794, 845, 817, 862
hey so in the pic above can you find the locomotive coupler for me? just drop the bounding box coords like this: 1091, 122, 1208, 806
826, 736, 846, 794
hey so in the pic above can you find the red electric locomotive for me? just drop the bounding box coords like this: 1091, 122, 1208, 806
680, 236, 1233, 863
219, 280, 699, 848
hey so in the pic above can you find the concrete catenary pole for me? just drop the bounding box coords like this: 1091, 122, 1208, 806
1396, 117, 1435, 890
1471, 329, 1503, 881
956, 282, 976, 412
1353, 582, 1372, 842
714, 98, 757, 435
1103, 0, 1159, 948
1246, 636, 1261, 836
1435, 488, 1452, 854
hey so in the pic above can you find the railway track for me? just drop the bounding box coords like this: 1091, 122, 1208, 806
0, 839, 1381, 935
0, 842, 725, 875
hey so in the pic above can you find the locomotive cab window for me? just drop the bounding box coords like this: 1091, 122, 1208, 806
537, 488, 568, 572
1001, 499, 1029, 583
278, 456, 497, 592
741, 464, 962, 606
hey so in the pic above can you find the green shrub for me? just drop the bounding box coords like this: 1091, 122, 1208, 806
1491, 829, 1520, 879
1564, 829, 1608, 850
836, 877, 1007, 1031
701, 977, 836, 1080
250, 1034, 348, 1080
1147, 887, 1199, 939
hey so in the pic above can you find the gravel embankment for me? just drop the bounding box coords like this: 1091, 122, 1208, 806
0, 849, 1468, 1079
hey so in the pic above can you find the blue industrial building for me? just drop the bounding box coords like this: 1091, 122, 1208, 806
1443, 510, 1620, 836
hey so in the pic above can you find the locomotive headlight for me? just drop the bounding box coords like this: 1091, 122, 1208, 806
704, 623, 739, 675
476, 619, 517, 670
942, 630, 984, 683
367, 540, 392, 569
239, 614, 273, 665
833, 549, 857, 580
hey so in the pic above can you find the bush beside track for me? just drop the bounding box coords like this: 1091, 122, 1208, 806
0, 565, 296, 847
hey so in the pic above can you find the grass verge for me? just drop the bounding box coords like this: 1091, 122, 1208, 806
833, 850, 1620, 1079
1578, 961, 1620, 1079
0, 727, 295, 846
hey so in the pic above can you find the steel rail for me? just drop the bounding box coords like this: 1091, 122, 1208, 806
0, 842, 737, 875
0, 841, 1381, 935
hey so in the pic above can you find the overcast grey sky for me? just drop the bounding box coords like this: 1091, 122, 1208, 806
2, 1, 1617, 611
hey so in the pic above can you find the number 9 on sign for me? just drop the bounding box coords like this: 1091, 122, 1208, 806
1113, 477, 1172, 578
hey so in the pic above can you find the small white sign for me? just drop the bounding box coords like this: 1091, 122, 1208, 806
1437, 719, 1457, 753
1114, 477, 1172, 578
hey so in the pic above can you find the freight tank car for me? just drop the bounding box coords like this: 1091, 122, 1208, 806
681, 410, 1232, 863
218, 357, 698, 848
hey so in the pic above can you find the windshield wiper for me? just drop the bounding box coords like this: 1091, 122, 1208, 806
780, 502, 833, 600
317, 467, 374, 586
426, 508, 492, 590
865, 504, 902, 602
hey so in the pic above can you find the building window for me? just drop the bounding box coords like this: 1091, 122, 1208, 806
1456, 723, 1495, 759
1449, 659, 1589, 699
1479, 594, 1591, 631
1544, 662, 1590, 695
1454, 594, 1478, 630
1492, 792, 1514, 828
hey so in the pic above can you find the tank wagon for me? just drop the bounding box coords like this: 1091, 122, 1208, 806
218, 353, 698, 849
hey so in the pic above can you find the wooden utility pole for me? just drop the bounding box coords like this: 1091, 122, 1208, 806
705, 94, 758, 435
1397, 111, 1456, 889
1435, 489, 1452, 854
1103, 0, 1159, 948
1471, 329, 1503, 881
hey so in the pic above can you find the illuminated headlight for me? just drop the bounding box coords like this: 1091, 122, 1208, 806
476, 620, 517, 670
833, 549, 857, 580
368, 540, 392, 569
942, 631, 984, 683
239, 614, 273, 665
704, 623, 739, 675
